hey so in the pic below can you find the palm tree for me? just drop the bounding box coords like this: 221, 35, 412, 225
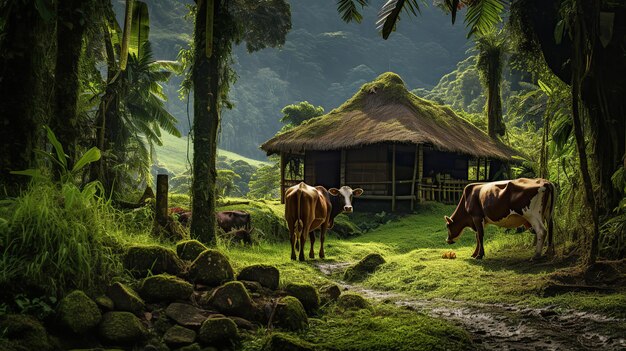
91, 1, 181, 195
475, 29, 507, 139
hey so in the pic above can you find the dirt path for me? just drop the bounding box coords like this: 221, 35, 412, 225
315, 262, 626, 351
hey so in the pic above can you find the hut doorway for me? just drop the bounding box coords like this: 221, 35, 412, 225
313, 151, 341, 189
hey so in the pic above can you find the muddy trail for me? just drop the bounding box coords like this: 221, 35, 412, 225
315, 262, 626, 351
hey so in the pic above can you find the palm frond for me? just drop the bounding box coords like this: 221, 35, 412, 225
337, 0, 369, 23
465, 0, 507, 38
376, 0, 421, 39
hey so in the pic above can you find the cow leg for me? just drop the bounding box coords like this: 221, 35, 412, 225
299, 224, 310, 262
319, 225, 327, 259
309, 231, 315, 259
289, 231, 296, 261
529, 219, 547, 261
545, 218, 555, 257
472, 218, 485, 259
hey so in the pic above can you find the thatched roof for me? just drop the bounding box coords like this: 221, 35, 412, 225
261, 72, 519, 160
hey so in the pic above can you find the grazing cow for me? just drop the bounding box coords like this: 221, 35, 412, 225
285, 182, 363, 261
216, 210, 251, 232
169, 210, 251, 232
444, 178, 555, 260
226, 227, 254, 245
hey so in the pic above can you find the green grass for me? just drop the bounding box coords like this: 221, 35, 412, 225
155, 133, 269, 174
221, 201, 626, 318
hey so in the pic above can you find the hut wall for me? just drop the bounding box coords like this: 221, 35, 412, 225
345, 145, 388, 195
422, 148, 469, 180
305, 150, 341, 189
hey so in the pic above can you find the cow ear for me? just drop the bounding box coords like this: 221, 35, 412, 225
329, 188, 340, 196
444, 216, 453, 225
352, 188, 364, 197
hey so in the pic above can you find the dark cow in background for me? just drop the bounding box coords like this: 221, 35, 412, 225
445, 178, 555, 260
285, 182, 363, 261
168, 209, 252, 233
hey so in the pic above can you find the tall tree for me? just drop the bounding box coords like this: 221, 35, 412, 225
0, 1, 54, 195
475, 29, 507, 139
51, 0, 96, 168
190, 0, 291, 244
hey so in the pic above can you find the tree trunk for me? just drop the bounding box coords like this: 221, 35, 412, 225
572, 0, 600, 266
0, 3, 51, 195
190, 0, 219, 245
51, 0, 91, 168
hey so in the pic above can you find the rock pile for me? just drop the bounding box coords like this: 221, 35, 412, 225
0, 243, 373, 350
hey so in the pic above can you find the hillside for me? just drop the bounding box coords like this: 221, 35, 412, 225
128, 0, 473, 160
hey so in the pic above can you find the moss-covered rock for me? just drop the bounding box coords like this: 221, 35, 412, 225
98, 311, 147, 345
284, 283, 319, 315
174, 343, 203, 351
165, 303, 209, 329
124, 245, 184, 277
343, 253, 386, 282
197, 317, 238, 347
176, 240, 208, 262
237, 264, 280, 290
106, 282, 145, 315
188, 249, 234, 286
164, 325, 196, 347
262, 332, 316, 351
57, 290, 102, 334
202, 281, 257, 320
140, 274, 193, 302
337, 293, 371, 310
0, 314, 52, 351
319, 284, 341, 303
273, 296, 308, 331
95, 295, 115, 311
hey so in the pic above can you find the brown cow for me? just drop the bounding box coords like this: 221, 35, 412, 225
445, 178, 555, 260
285, 182, 363, 261
170, 210, 251, 232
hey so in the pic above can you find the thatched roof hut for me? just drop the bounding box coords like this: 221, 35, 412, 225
262, 72, 518, 160
261, 72, 520, 210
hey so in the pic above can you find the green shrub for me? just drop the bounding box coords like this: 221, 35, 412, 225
0, 182, 123, 297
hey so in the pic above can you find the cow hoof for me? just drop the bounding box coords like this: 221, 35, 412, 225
474, 255, 483, 260
298, 256, 305, 262
319, 254, 325, 259
291, 255, 296, 261
309, 253, 315, 259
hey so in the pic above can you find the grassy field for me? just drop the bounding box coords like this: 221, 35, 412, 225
220, 202, 626, 318
155, 133, 269, 174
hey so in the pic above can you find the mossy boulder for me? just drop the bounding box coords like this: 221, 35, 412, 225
176, 240, 208, 262
237, 264, 280, 290
98, 311, 147, 345
175, 344, 204, 351
197, 317, 238, 346
106, 282, 145, 315
57, 290, 102, 334
165, 303, 209, 329
95, 295, 115, 311
337, 293, 371, 310
262, 332, 316, 351
188, 249, 234, 286
0, 314, 52, 351
319, 284, 341, 303
124, 245, 184, 277
343, 253, 386, 282
203, 281, 257, 320
140, 274, 193, 302
273, 296, 308, 331
284, 283, 319, 314
164, 325, 196, 347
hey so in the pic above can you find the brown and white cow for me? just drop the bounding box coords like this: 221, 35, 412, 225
444, 178, 555, 260
285, 182, 363, 261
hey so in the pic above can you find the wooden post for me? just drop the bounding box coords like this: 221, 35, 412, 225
156, 174, 169, 227
280, 153, 286, 204
410, 144, 418, 210
476, 158, 481, 181
340, 149, 346, 185
391, 144, 396, 212
418, 145, 423, 203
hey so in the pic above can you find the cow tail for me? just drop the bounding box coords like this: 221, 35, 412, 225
293, 185, 304, 253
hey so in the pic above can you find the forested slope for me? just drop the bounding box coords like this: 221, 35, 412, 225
131, 0, 473, 159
